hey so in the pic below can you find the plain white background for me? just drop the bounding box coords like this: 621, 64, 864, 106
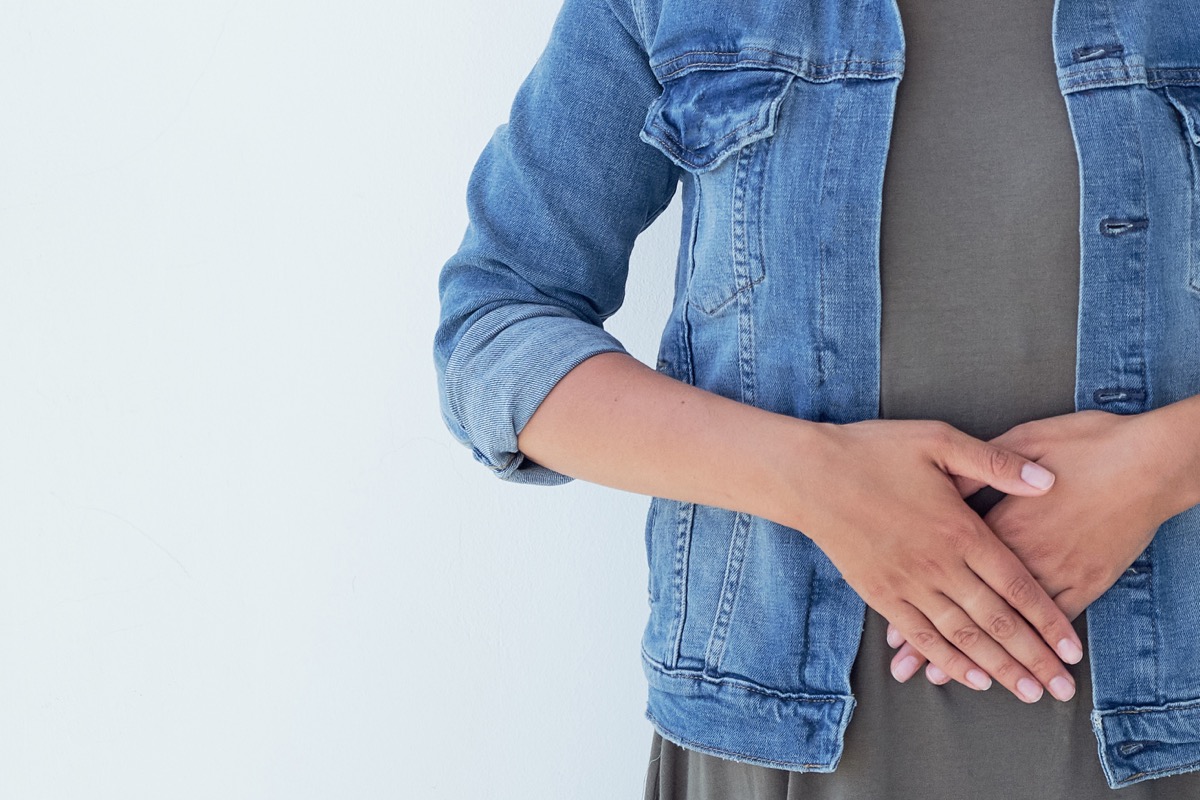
1, 1, 684, 798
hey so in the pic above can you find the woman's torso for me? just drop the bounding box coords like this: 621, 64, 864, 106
643, 0, 1200, 796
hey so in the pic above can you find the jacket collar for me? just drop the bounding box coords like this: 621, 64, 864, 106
635, 0, 1200, 93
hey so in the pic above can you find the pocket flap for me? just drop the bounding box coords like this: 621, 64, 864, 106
640, 67, 796, 173
1163, 84, 1200, 148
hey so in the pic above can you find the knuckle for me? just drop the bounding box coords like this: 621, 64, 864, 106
940, 519, 981, 553
923, 420, 956, 449
951, 624, 982, 650
1037, 616, 1064, 640
914, 555, 945, 579
1004, 573, 1036, 608
986, 609, 1019, 640
912, 627, 939, 651
936, 421, 960, 447
1080, 561, 1109, 588
936, 650, 965, 673
1023, 537, 1053, 562
1026, 653, 1056, 677
859, 575, 889, 604
992, 659, 1021, 681
985, 445, 1015, 476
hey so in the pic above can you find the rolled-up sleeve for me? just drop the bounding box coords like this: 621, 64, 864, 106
432, 0, 681, 485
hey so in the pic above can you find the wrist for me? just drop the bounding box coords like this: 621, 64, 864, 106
1136, 399, 1200, 521
743, 414, 840, 534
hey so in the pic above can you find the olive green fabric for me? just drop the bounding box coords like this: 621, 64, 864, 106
641, 0, 1200, 795
643, 607, 1200, 798
876, 0, 1080, 452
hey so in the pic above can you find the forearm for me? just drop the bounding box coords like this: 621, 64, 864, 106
516, 350, 822, 527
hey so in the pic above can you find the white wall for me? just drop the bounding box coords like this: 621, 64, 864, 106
0, 2, 681, 798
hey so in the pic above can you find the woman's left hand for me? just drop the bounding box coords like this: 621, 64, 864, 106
886, 406, 1200, 687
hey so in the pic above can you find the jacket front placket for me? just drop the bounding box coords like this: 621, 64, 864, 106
1051, 0, 1200, 789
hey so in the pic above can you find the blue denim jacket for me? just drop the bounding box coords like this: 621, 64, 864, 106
433, 0, 1200, 788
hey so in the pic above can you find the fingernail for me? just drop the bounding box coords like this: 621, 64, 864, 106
887, 628, 901, 648
1057, 637, 1083, 664
1021, 462, 1055, 489
1049, 676, 1076, 702
966, 668, 992, 690
893, 655, 919, 682
927, 664, 948, 682
1018, 677, 1044, 702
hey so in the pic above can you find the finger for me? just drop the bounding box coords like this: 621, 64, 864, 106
954, 421, 1047, 498
885, 599, 995, 691
889, 636, 954, 686
913, 587, 1066, 702
889, 639, 929, 677
948, 550, 1081, 702
1050, 587, 1090, 624
925, 661, 953, 685
933, 424, 1056, 497
987, 422, 1050, 462
963, 530, 1084, 665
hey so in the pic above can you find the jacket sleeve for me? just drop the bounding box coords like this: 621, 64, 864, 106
432, 0, 681, 485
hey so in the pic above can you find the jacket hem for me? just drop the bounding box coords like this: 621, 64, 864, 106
642, 651, 856, 772
1091, 696, 1200, 789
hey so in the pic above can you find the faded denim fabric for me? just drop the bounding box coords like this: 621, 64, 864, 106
432, 0, 1200, 789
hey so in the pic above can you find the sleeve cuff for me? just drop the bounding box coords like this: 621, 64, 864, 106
442, 303, 631, 486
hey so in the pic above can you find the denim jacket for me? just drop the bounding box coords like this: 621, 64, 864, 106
433, 0, 1200, 788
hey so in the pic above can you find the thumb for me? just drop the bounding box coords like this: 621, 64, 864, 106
934, 427, 1056, 497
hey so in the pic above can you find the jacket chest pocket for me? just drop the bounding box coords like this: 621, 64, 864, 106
640, 66, 795, 315
1162, 84, 1200, 297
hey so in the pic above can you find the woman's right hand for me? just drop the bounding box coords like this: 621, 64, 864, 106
783, 418, 1084, 703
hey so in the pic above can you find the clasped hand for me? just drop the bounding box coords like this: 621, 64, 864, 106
884, 407, 1195, 693
789, 401, 1200, 706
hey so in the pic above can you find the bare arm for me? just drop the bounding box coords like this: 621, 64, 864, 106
516, 350, 810, 527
